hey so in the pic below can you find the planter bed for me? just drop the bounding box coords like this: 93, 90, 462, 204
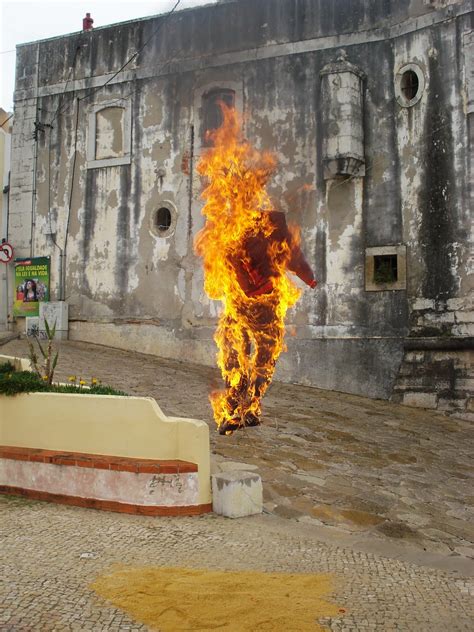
0, 355, 211, 515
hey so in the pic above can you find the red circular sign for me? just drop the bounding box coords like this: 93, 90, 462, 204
0, 242, 14, 264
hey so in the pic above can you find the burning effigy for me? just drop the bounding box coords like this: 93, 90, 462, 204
195, 105, 316, 435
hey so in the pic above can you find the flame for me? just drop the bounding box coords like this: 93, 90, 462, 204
194, 104, 305, 433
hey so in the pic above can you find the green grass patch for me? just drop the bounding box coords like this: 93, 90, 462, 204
0, 361, 15, 374
0, 367, 128, 397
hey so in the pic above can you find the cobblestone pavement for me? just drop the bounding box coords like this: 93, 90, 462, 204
1, 495, 473, 631
1, 338, 474, 629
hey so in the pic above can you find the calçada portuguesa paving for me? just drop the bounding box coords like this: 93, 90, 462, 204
1, 337, 473, 631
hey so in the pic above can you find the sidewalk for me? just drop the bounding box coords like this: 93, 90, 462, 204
2, 337, 473, 563
1, 338, 474, 630
1, 494, 473, 631
0, 330, 18, 346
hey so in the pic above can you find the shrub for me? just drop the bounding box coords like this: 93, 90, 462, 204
0, 362, 15, 374
0, 368, 128, 398
26, 317, 59, 385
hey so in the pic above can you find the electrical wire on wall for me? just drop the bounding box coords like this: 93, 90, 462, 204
0, 114, 13, 129
30, 43, 41, 258
39, 0, 182, 304
51, 0, 181, 123
77, 0, 181, 105
38, 0, 460, 315
60, 97, 80, 301
46, 39, 82, 301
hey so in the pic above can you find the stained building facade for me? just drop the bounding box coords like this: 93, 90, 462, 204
6, 0, 474, 417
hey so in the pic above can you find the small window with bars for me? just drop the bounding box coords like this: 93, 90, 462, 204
365, 246, 406, 291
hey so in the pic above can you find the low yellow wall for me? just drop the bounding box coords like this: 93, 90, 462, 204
0, 356, 211, 505
0, 354, 31, 371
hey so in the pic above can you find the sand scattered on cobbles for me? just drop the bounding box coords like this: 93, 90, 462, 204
91, 566, 340, 631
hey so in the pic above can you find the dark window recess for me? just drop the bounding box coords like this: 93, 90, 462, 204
202, 89, 235, 146
400, 70, 419, 101
374, 255, 398, 285
155, 207, 172, 234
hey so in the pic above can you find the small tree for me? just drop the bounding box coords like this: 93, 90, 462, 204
27, 318, 59, 385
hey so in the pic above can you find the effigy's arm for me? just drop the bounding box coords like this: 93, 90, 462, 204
269, 211, 317, 288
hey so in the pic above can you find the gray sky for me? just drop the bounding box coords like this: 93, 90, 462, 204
0, 0, 217, 111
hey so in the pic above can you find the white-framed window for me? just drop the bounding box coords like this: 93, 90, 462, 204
87, 99, 131, 168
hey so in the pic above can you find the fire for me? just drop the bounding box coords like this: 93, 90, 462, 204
195, 104, 316, 434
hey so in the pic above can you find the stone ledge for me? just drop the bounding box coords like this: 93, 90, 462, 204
0, 446, 198, 474
402, 392, 438, 409
0, 361, 211, 506
0, 455, 208, 514
404, 337, 474, 351
0, 486, 212, 516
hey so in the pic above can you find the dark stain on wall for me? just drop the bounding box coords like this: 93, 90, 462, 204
419, 38, 456, 301
314, 227, 327, 326
50, 95, 63, 208
291, 53, 314, 144
314, 53, 326, 191
362, 41, 403, 246
115, 166, 132, 311
89, 30, 98, 80
82, 171, 96, 266
132, 83, 143, 226
80, 169, 97, 297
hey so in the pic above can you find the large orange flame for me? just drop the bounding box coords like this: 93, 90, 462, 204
195, 104, 315, 434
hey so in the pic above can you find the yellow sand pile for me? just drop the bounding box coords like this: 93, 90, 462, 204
91, 566, 341, 631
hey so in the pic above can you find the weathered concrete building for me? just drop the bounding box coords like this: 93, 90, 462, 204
7, 0, 474, 417
0, 108, 13, 329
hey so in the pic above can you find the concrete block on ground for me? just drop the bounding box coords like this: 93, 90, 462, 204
211, 459, 259, 474
39, 302, 68, 341
212, 471, 262, 518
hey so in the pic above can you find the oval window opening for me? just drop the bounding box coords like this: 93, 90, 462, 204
400, 70, 419, 102
155, 207, 172, 234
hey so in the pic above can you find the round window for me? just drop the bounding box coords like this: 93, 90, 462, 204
150, 202, 176, 238
395, 63, 425, 107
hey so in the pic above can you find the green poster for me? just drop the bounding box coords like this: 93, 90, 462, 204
14, 256, 50, 317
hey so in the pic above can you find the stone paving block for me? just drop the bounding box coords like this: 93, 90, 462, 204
402, 392, 438, 408
212, 471, 263, 518
214, 460, 260, 473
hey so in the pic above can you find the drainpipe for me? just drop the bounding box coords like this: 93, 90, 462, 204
30, 43, 41, 257
47, 107, 64, 302
1, 187, 10, 330
2, 130, 11, 329
61, 96, 80, 302
187, 124, 194, 238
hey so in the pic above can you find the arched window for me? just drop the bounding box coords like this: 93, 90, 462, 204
201, 88, 235, 146
87, 99, 131, 168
